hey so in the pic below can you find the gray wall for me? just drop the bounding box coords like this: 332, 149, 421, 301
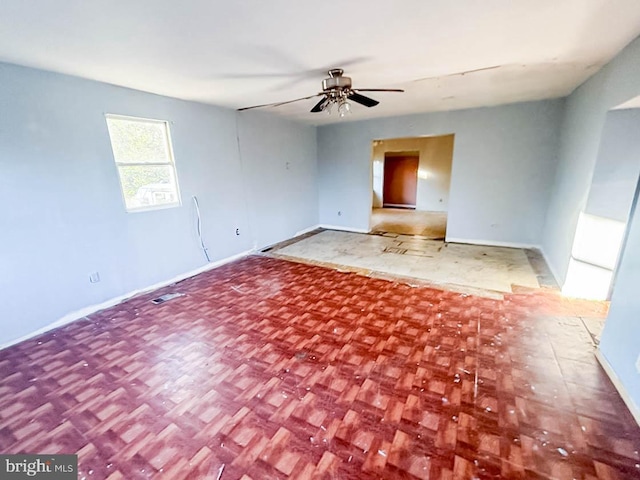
317, 100, 564, 245
600, 186, 640, 411
541, 35, 640, 413
585, 109, 640, 222
237, 111, 317, 248
0, 62, 318, 346
542, 36, 640, 283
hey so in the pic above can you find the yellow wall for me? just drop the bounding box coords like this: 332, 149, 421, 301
372, 134, 454, 211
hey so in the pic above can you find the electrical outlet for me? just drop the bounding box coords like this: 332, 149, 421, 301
235, 228, 240, 236
338, 211, 342, 216
89, 272, 100, 284
636, 354, 640, 374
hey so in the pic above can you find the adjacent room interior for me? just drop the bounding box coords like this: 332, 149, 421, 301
2, 1, 640, 479
370, 135, 453, 239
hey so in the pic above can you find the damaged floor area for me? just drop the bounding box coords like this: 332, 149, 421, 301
269, 229, 553, 295
0, 255, 637, 479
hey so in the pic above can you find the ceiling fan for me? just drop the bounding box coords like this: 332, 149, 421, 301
237, 69, 404, 116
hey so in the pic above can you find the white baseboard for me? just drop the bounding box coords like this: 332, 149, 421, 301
319, 224, 370, 234
294, 224, 321, 236
595, 349, 640, 427
445, 237, 541, 250
0, 248, 254, 351
383, 204, 416, 209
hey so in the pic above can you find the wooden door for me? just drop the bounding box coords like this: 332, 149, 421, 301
383, 155, 419, 207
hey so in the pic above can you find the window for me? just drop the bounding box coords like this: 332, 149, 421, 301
105, 114, 181, 212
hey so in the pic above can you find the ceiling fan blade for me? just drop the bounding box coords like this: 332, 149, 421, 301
348, 92, 379, 108
310, 97, 329, 113
353, 88, 405, 93
238, 94, 322, 111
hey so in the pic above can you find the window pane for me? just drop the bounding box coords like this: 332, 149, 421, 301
106, 117, 170, 164
105, 115, 181, 213
117, 165, 179, 210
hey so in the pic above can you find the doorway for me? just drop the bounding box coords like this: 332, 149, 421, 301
561, 106, 640, 346
383, 153, 419, 208
371, 135, 454, 239
563, 108, 640, 304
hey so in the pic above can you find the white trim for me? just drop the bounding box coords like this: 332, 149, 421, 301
256, 225, 321, 252
595, 349, 640, 427
104, 113, 168, 124
294, 224, 321, 236
445, 237, 541, 250
0, 249, 254, 351
318, 224, 370, 234
383, 203, 416, 209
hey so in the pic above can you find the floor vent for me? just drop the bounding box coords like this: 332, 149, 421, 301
151, 293, 184, 305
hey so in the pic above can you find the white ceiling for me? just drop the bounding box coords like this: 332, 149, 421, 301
2, 0, 640, 125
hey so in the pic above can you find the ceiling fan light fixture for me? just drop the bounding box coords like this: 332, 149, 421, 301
324, 99, 333, 115
338, 98, 351, 118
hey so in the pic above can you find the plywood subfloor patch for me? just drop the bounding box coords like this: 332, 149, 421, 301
271, 230, 540, 294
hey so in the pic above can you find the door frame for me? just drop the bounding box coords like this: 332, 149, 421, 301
369, 134, 456, 235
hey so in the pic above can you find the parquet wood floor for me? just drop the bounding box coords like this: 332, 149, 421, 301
1, 256, 638, 479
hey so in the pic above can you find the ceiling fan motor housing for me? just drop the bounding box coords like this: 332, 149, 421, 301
322, 69, 352, 91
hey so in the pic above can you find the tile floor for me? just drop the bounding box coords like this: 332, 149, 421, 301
370, 208, 448, 238
1, 255, 638, 479
271, 230, 541, 295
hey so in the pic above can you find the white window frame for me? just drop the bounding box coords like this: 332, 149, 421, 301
105, 113, 182, 213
